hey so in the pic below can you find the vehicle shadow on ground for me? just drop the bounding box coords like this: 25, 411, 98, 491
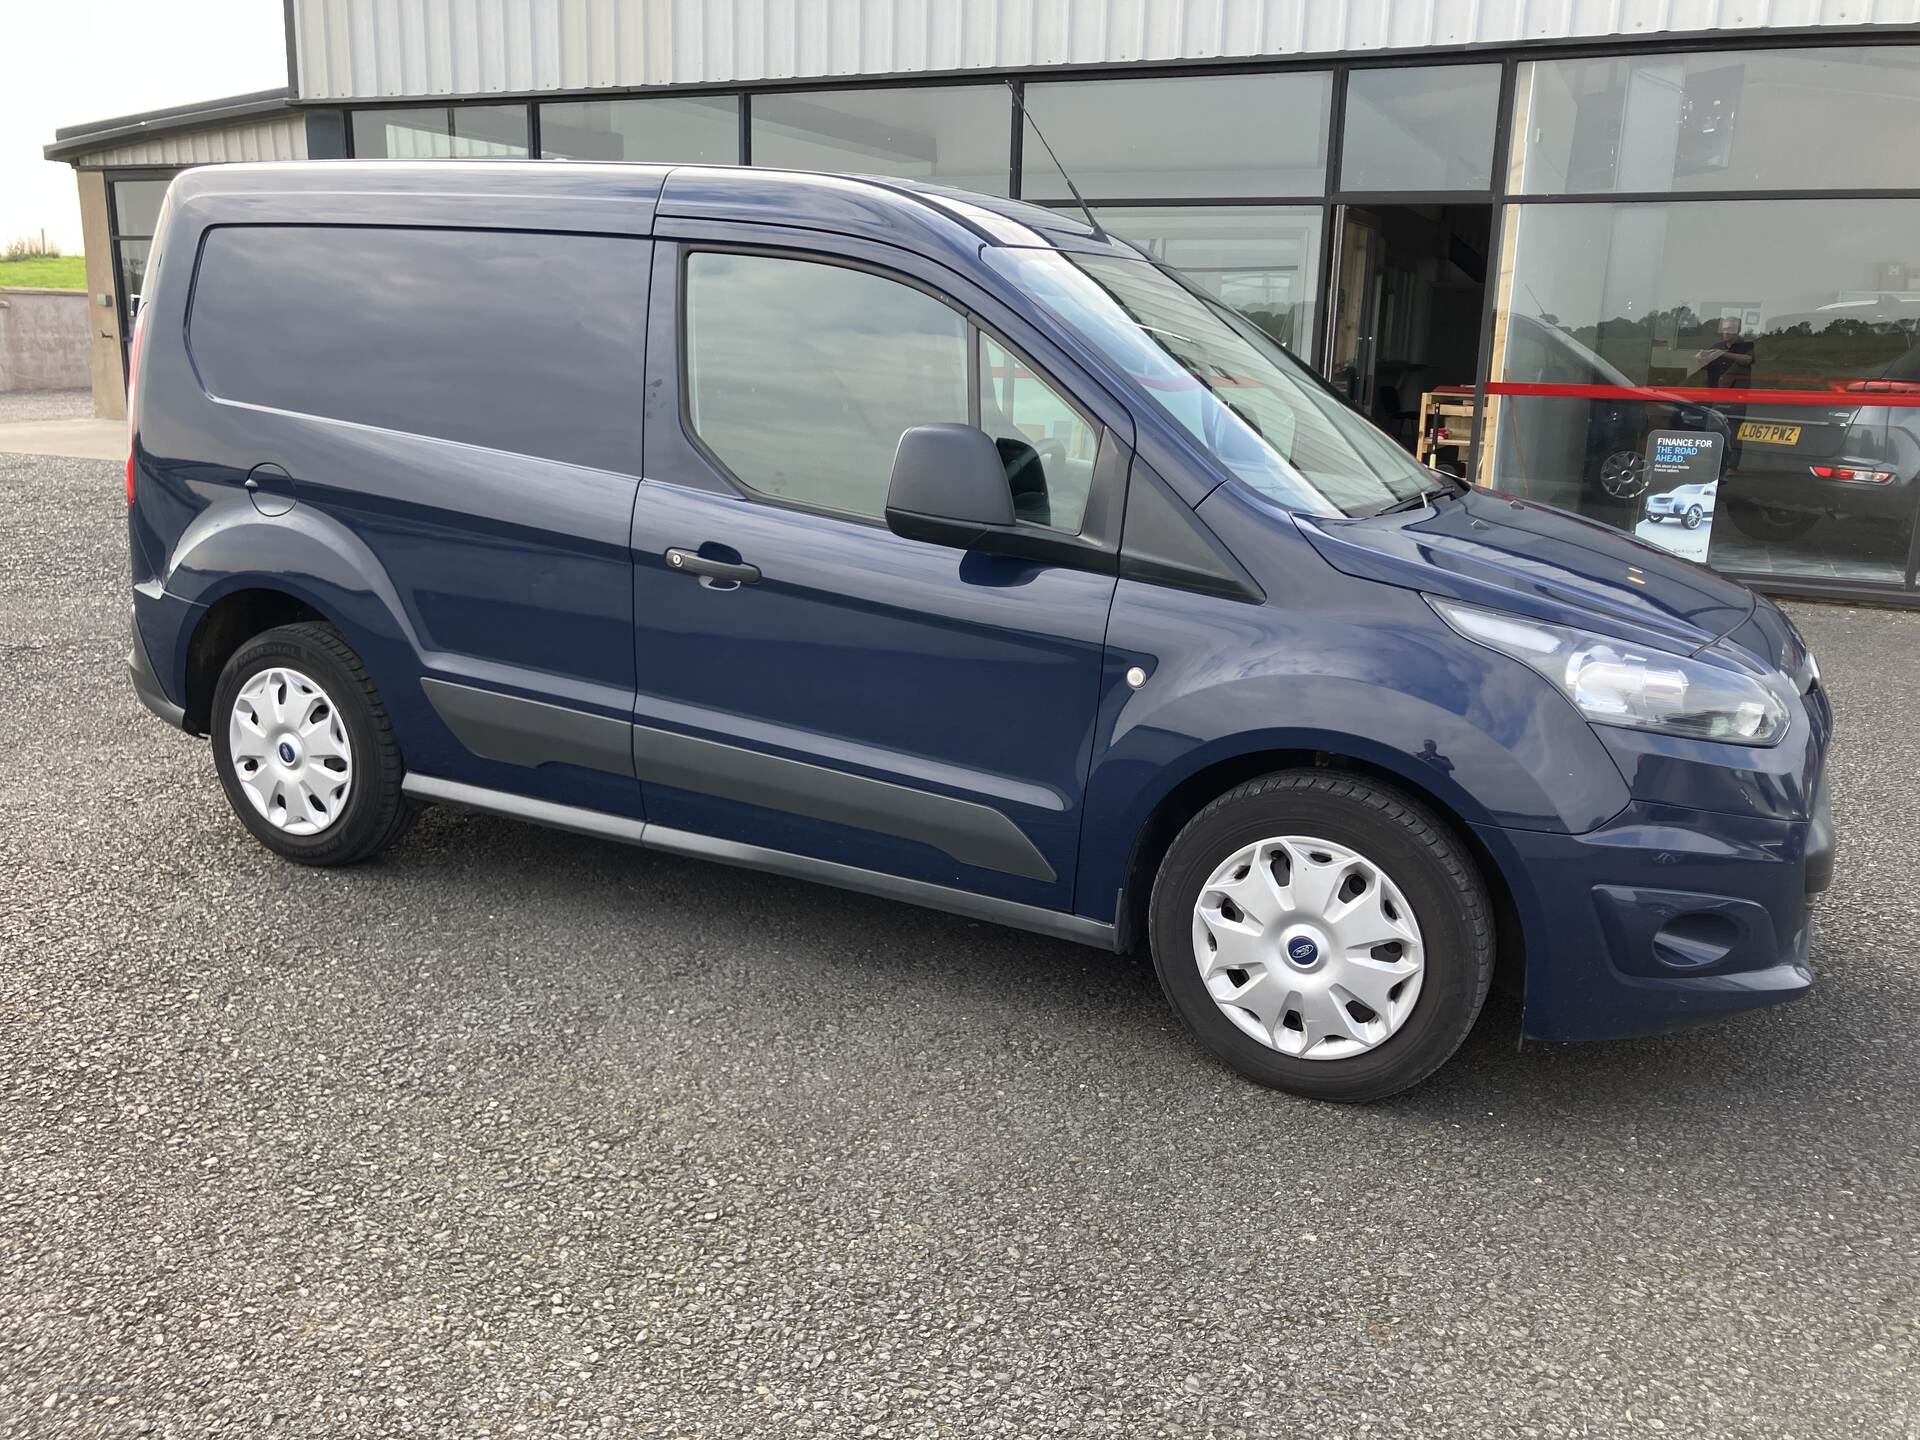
357, 805, 1853, 1141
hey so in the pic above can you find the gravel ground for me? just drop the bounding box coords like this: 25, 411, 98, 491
2, 451, 1916, 1439
0, 389, 93, 425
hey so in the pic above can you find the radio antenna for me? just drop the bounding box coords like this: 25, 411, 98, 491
1007, 81, 1106, 241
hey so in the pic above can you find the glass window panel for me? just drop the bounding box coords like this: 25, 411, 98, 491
1094, 206, 1322, 354
111, 179, 173, 238
1489, 199, 1920, 585
751, 87, 1010, 194
1511, 46, 1920, 195
352, 105, 528, 159
540, 96, 739, 163
187, 226, 647, 472
450, 105, 531, 157
1022, 73, 1331, 200
979, 334, 1098, 533
1341, 64, 1500, 192
685, 253, 969, 518
117, 239, 150, 313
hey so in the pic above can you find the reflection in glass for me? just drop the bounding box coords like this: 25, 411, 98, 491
187, 226, 647, 472
541, 96, 740, 163
1022, 72, 1331, 200
1095, 206, 1322, 353
111, 179, 173, 238
352, 106, 529, 159
1496, 200, 1920, 390
685, 253, 969, 517
1341, 64, 1500, 192
1491, 198, 1920, 584
116, 240, 150, 309
979, 334, 1097, 533
1511, 46, 1920, 194
986, 248, 1437, 518
751, 87, 1010, 194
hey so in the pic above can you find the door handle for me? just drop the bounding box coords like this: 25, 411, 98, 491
665, 547, 760, 585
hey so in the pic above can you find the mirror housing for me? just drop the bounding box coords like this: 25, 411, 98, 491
884, 424, 1016, 549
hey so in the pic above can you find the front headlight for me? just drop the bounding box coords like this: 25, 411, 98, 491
1429, 597, 1793, 746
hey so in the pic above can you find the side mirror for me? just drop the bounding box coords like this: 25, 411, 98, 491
883, 424, 1016, 549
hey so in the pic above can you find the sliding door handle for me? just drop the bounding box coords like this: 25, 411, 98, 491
665, 547, 761, 585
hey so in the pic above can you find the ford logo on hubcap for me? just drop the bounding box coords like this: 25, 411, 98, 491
278, 741, 297, 764
1286, 936, 1319, 966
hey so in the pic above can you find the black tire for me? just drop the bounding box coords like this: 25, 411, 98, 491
1147, 770, 1493, 1102
1725, 497, 1817, 542
210, 622, 413, 866
1683, 505, 1704, 530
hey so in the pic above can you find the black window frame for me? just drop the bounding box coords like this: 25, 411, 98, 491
675, 241, 1110, 544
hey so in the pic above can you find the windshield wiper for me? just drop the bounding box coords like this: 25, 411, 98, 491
1368, 481, 1462, 517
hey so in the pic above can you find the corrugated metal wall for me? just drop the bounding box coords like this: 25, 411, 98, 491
293, 0, 1920, 100
73, 115, 309, 168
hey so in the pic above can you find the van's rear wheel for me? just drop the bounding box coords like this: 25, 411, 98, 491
211, 622, 412, 865
1147, 771, 1493, 1102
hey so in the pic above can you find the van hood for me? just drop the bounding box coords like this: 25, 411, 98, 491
1295, 486, 1757, 655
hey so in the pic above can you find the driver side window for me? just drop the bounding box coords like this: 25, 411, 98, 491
685, 251, 968, 519
684, 249, 1099, 537
978, 334, 1098, 534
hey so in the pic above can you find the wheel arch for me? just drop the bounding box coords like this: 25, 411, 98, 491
180, 585, 337, 735
1113, 745, 1525, 1007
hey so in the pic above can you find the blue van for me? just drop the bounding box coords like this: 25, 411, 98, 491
125, 163, 1834, 1100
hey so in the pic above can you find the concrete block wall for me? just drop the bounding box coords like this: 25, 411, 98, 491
0, 288, 91, 392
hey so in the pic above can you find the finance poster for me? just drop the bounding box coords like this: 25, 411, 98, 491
1633, 430, 1724, 562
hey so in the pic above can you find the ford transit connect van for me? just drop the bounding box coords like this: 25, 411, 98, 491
125, 163, 1834, 1100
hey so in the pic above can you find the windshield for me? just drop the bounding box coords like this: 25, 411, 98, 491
986, 248, 1441, 517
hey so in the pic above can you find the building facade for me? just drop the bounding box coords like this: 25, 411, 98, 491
47, 1, 1920, 603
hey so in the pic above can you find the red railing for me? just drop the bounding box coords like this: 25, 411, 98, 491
1486, 380, 1920, 408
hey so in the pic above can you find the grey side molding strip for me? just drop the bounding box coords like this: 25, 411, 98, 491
404, 773, 647, 844
421, 680, 1053, 883
421, 678, 634, 777
632, 723, 1056, 883
400, 773, 1117, 952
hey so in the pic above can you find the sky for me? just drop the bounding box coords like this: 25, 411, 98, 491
0, 0, 286, 255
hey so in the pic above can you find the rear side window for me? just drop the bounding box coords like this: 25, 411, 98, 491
684, 251, 968, 517
189, 225, 647, 473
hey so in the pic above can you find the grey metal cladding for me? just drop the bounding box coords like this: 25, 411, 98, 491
403, 772, 648, 845
632, 724, 1057, 883
421, 679, 635, 777
643, 825, 1102, 943
397, 773, 1112, 949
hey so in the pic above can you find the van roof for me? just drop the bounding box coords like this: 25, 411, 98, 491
163, 160, 1139, 268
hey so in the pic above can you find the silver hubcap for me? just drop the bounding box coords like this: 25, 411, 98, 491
228, 667, 352, 836
1191, 835, 1425, 1061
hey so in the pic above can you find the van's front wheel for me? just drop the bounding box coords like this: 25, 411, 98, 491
1147, 771, 1493, 1102
211, 622, 413, 866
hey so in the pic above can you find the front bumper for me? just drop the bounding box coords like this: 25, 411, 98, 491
1477, 785, 1832, 1043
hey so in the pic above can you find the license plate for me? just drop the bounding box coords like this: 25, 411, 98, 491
1738, 421, 1802, 446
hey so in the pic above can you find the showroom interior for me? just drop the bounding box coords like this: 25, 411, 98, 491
46, 11, 1920, 604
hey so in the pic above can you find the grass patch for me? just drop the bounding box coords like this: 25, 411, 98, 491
0, 255, 87, 290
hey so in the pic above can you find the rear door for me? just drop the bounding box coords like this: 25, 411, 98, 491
628, 231, 1132, 914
